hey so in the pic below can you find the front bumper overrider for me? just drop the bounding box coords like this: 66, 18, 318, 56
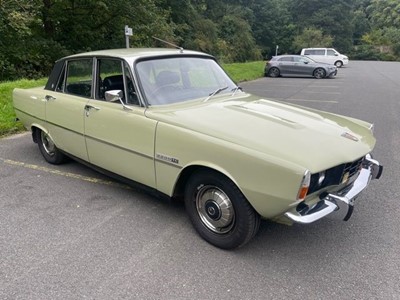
284, 154, 383, 224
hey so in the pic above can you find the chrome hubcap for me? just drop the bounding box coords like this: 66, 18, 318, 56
41, 131, 56, 156
195, 185, 235, 234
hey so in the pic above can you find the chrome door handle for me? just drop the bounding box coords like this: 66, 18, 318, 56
85, 105, 100, 111
84, 105, 100, 117
45, 95, 56, 101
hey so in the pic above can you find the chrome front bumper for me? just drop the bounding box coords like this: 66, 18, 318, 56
284, 154, 383, 224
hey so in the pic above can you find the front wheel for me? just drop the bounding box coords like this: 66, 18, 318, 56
313, 68, 326, 79
36, 129, 66, 164
334, 61, 343, 68
184, 170, 260, 249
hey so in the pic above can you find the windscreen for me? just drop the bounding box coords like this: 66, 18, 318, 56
136, 56, 237, 106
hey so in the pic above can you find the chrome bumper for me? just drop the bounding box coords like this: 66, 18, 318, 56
284, 155, 383, 224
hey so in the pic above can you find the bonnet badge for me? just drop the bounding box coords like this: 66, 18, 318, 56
341, 132, 359, 142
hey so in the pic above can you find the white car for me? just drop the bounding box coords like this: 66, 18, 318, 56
301, 48, 349, 68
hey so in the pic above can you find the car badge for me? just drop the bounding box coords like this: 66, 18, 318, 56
341, 132, 359, 142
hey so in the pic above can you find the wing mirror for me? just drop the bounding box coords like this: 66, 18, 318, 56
105, 90, 133, 111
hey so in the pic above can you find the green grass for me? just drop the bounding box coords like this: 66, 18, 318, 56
222, 61, 265, 82
0, 61, 265, 137
0, 79, 47, 137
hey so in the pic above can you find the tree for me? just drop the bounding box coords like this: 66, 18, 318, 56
293, 27, 333, 51
290, 0, 355, 52
251, 0, 295, 57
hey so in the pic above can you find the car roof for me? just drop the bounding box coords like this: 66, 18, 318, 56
62, 48, 213, 63
272, 54, 305, 59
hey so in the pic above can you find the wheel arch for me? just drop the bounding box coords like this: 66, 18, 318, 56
172, 164, 239, 202
31, 124, 49, 143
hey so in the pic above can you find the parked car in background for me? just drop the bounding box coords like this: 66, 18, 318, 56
13, 48, 382, 249
265, 55, 337, 79
301, 48, 349, 68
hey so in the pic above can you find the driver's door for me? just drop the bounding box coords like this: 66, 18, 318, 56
84, 58, 157, 187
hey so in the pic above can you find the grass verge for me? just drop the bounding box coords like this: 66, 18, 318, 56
0, 61, 265, 137
223, 61, 265, 82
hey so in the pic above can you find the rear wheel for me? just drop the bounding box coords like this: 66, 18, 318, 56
36, 129, 66, 164
268, 67, 280, 78
184, 170, 260, 249
313, 68, 326, 79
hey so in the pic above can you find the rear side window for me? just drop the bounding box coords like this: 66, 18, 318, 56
304, 49, 325, 55
57, 59, 93, 98
278, 57, 293, 62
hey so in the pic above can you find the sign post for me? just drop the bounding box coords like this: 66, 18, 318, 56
125, 25, 133, 48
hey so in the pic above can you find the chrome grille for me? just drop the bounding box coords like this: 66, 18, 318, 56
308, 156, 364, 195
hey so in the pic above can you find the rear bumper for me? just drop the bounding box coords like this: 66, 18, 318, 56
284, 154, 382, 224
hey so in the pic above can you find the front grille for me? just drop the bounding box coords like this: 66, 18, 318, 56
308, 157, 364, 195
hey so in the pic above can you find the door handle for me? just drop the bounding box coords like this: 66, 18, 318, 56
85, 105, 100, 111
84, 104, 100, 117
45, 95, 56, 101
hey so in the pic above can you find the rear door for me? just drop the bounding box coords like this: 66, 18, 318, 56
277, 56, 295, 75
45, 59, 91, 161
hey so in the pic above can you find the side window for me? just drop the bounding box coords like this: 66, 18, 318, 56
97, 59, 124, 101
96, 59, 139, 105
327, 49, 336, 56
57, 59, 93, 98
304, 50, 312, 55
278, 57, 293, 62
315, 50, 326, 55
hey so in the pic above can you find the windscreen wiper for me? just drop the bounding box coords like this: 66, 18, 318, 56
231, 86, 243, 96
203, 86, 228, 102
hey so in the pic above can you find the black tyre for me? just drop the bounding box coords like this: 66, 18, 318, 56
268, 67, 280, 78
184, 170, 260, 249
313, 68, 326, 79
334, 60, 343, 68
36, 129, 66, 164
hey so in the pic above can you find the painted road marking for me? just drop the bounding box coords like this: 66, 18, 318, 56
1, 158, 132, 190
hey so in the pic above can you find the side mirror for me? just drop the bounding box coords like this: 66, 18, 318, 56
105, 90, 123, 102
105, 90, 133, 111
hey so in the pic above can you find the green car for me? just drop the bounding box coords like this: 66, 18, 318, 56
13, 48, 383, 249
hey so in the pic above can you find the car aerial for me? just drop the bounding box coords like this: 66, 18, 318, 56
265, 55, 337, 79
13, 48, 382, 249
301, 47, 349, 68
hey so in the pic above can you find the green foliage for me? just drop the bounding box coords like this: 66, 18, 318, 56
293, 27, 333, 52
290, 0, 354, 52
222, 61, 265, 82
